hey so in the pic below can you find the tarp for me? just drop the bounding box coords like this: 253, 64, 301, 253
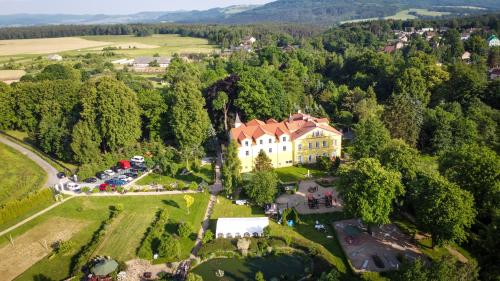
91, 259, 118, 276
216, 217, 269, 238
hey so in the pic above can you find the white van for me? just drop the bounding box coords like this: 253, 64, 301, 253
131, 156, 145, 163
66, 182, 80, 191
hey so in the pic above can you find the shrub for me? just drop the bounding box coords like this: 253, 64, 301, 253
188, 182, 198, 190
137, 208, 169, 259
198, 239, 237, 259
53, 240, 74, 255
158, 235, 181, 260
186, 273, 203, 281
202, 229, 214, 244
178, 222, 193, 238
0, 189, 54, 226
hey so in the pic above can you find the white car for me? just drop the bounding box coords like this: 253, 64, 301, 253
104, 169, 115, 176
131, 156, 145, 163
66, 182, 80, 191
117, 175, 133, 182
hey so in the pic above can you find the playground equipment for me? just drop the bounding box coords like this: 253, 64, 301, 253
307, 194, 319, 209
324, 191, 333, 208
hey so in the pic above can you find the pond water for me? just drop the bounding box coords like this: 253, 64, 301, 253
191, 254, 309, 281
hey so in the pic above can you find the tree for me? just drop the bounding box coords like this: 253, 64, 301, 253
184, 195, 194, 214
255, 271, 265, 281
383, 93, 424, 146
178, 222, 193, 238
137, 89, 167, 140
212, 91, 229, 131
443, 29, 464, 62
438, 144, 499, 218
254, 150, 273, 172
186, 273, 203, 281
202, 229, 214, 244
379, 139, 419, 184
318, 269, 340, 281
36, 64, 81, 81
0, 82, 15, 130
394, 255, 478, 281
338, 158, 403, 231
410, 171, 476, 248
352, 118, 390, 159
245, 171, 278, 206
158, 235, 181, 260
221, 140, 242, 195
394, 68, 430, 106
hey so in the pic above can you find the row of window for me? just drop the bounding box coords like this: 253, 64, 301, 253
297, 153, 330, 163
244, 136, 288, 147
245, 145, 288, 156
298, 140, 337, 150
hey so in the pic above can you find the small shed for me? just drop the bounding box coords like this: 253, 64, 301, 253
216, 217, 269, 238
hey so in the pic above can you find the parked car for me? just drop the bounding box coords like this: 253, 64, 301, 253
104, 169, 115, 176
131, 155, 145, 164
99, 183, 110, 191
112, 166, 123, 173
125, 172, 138, 178
105, 178, 126, 186
117, 175, 133, 182
118, 160, 131, 169
96, 172, 108, 180
57, 172, 66, 179
84, 177, 97, 183
66, 182, 80, 191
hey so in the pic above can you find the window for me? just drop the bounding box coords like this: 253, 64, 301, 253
269, 148, 272, 153
316, 141, 319, 148
282, 136, 286, 142
259, 140, 263, 145
298, 144, 302, 150
245, 141, 249, 147
269, 138, 272, 144
283, 146, 286, 151
323, 153, 327, 157
308, 142, 312, 149
298, 156, 302, 163
334, 140, 338, 146
245, 151, 250, 156
308, 155, 312, 162
323, 141, 328, 147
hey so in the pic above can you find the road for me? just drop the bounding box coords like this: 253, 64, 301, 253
0, 135, 60, 187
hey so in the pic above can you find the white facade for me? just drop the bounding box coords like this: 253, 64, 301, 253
47, 54, 62, 61
216, 217, 269, 238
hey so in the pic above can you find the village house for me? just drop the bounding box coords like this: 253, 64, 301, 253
487, 35, 500, 47
242, 36, 257, 45
230, 112, 342, 173
133, 56, 171, 68
47, 54, 63, 61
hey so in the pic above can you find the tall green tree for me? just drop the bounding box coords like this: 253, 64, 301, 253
338, 158, 403, 231
245, 171, 278, 206
137, 89, 167, 141
221, 140, 242, 195
351, 118, 390, 159
438, 144, 499, 218
0, 82, 15, 130
383, 93, 424, 146
410, 171, 476, 247
254, 150, 273, 172
212, 91, 229, 132
379, 139, 419, 184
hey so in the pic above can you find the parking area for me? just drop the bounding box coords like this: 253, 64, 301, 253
57, 156, 149, 193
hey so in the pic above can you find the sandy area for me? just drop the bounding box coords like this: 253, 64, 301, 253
0, 37, 111, 55
0, 217, 88, 280
0, 70, 26, 83
124, 259, 173, 281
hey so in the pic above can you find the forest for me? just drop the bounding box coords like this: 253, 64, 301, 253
0, 13, 499, 280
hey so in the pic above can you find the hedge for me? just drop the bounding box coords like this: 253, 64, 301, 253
0, 188, 54, 227
137, 208, 169, 259
69, 206, 122, 276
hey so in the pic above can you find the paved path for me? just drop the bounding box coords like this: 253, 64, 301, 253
0, 196, 74, 237
0, 135, 59, 187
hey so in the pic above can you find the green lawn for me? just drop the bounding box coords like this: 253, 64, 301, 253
209, 196, 353, 277
137, 164, 215, 186
275, 166, 328, 182
10, 194, 209, 281
0, 142, 46, 204
384, 9, 450, 20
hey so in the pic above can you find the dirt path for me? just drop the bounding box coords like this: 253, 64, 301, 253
0, 135, 60, 187
445, 245, 468, 263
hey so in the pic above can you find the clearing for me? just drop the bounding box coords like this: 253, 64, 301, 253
0, 70, 26, 84
10, 194, 209, 281
0, 142, 46, 205
385, 9, 451, 20
0, 37, 110, 56
0, 217, 87, 281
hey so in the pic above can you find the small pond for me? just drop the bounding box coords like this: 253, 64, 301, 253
191, 254, 309, 281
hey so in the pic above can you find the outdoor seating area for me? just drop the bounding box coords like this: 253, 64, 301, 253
334, 219, 423, 272
276, 179, 342, 214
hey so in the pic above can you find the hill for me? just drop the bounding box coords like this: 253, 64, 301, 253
0, 1, 499, 27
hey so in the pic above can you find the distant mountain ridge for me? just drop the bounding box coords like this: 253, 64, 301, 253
0, 1, 499, 27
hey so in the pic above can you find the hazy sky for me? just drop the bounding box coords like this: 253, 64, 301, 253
0, 0, 274, 15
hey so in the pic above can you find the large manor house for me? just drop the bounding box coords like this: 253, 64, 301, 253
230, 112, 342, 173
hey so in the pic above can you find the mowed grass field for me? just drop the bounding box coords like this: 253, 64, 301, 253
3, 194, 209, 281
0, 37, 110, 56
0, 142, 46, 204
385, 9, 451, 20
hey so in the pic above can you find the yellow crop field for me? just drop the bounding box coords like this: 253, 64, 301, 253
0, 37, 111, 56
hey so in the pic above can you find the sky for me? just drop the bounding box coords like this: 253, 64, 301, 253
0, 0, 274, 15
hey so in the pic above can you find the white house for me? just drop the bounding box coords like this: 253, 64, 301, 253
133, 56, 171, 68
487, 35, 500, 47
216, 217, 269, 238
111, 58, 134, 65
242, 36, 256, 45
47, 54, 62, 61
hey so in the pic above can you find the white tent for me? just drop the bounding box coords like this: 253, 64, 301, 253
216, 217, 269, 238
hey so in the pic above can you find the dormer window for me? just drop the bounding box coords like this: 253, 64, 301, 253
282, 136, 286, 142
260, 140, 263, 145
245, 141, 249, 147
269, 138, 272, 144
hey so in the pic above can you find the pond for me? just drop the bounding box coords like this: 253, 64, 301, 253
191, 254, 309, 281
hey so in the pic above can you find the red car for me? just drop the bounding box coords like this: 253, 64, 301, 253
118, 160, 131, 169
99, 183, 113, 191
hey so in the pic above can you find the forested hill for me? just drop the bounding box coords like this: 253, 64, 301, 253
224, 0, 500, 25
1, 0, 500, 27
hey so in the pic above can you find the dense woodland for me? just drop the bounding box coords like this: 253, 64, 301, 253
0, 14, 499, 280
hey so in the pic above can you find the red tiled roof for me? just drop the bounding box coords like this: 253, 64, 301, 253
230, 112, 342, 146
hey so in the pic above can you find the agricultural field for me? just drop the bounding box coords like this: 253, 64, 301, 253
0, 37, 110, 56
0, 142, 46, 205
384, 9, 451, 20
0, 69, 25, 84
2, 194, 209, 281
